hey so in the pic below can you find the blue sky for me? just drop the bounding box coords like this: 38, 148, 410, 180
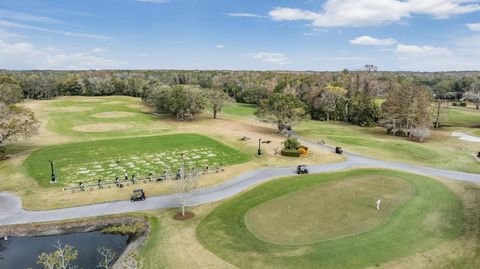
0, 0, 479, 71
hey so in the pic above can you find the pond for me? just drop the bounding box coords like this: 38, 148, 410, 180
0, 231, 128, 269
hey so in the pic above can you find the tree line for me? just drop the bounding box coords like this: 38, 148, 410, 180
1, 69, 479, 149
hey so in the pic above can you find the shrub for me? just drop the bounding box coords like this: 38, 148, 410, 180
283, 137, 300, 150
460, 102, 467, 107
281, 149, 301, 157
452, 102, 458, 106
102, 222, 144, 235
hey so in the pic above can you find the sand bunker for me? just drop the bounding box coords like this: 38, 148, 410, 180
91, 112, 135, 118
452, 132, 480, 143
43, 107, 93, 112
73, 123, 133, 133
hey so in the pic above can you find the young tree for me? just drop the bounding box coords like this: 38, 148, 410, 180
255, 93, 308, 132
170, 166, 199, 217
37, 241, 78, 269
97, 247, 117, 269
205, 87, 231, 119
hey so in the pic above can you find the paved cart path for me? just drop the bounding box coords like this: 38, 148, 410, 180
1, 135, 479, 225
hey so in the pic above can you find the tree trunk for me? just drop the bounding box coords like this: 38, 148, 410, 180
435, 100, 441, 128
476, 101, 479, 110
181, 204, 185, 216
213, 109, 217, 119
277, 123, 285, 133
326, 112, 330, 121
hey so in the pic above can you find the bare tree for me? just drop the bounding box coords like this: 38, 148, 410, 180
97, 246, 117, 269
465, 79, 480, 110
170, 166, 199, 217
37, 241, 78, 269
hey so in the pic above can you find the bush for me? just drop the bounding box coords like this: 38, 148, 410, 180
460, 102, 467, 107
452, 102, 458, 106
281, 149, 301, 157
102, 222, 144, 235
283, 137, 300, 150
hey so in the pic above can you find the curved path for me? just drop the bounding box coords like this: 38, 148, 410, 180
1, 136, 479, 225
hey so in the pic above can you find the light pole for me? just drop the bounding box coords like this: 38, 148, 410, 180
258, 138, 262, 156
49, 160, 57, 183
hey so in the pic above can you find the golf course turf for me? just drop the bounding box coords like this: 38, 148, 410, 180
24, 133, 251, 187
197, 169, 464, 269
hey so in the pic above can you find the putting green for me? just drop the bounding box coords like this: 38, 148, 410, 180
245, 175, 415, 245
24, 133, 251, 187
197, 169, 464, 269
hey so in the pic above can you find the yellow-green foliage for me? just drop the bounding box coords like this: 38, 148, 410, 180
103, 222, 144, 235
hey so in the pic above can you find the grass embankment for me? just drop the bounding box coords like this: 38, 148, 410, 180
444, 107, 480, 128
24, 133, 250, 187
297, 120, 480, 173
197, 169, 464, 269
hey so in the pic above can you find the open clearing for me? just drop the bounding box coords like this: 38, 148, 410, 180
245, 175, 415, 245
197, 169, 464, 269
24, 133, 250, 187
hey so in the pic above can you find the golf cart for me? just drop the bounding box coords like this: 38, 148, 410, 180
297, 165, 309, 174
131, 189, 146, 202
335, 146, 343, 154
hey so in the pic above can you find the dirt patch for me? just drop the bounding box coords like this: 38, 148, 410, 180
43, 107, 93, 112
174, 212, 195, 220
73, 123, 133, 133
91, 111, 135, 118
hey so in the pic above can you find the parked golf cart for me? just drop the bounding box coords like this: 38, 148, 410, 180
131, 189, 146, 202
297, 165, 309, 174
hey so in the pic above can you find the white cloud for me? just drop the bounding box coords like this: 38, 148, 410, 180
350, 36, 397, 46
225, 13, 265, 18
0, 38, 125, 69
0, 19, 111, 40
395, 44, 451, 56
140, 52, 147, 57
467, 23, 480, 31
135, 0, 169, 3
215, 44, 224, 49
91, 48, 107, 53
269, 0, 480, 27
250, 52, 289, 65
0, 9, 61, 23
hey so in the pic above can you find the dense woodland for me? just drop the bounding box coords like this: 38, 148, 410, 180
1, 69, 479, 154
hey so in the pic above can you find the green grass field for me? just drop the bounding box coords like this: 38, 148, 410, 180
444, 107, 480, 128
197, 169, 464, 269
297, 120, 480, 173
24, 133, 250, 187
244, 175, 415, 245
44, 96, 172, 138
220, 103, 257, 118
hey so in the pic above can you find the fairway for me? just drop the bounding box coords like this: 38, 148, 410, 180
197, 169, 464, 269
24, 133, 251, 187
297, 120, 480, 173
